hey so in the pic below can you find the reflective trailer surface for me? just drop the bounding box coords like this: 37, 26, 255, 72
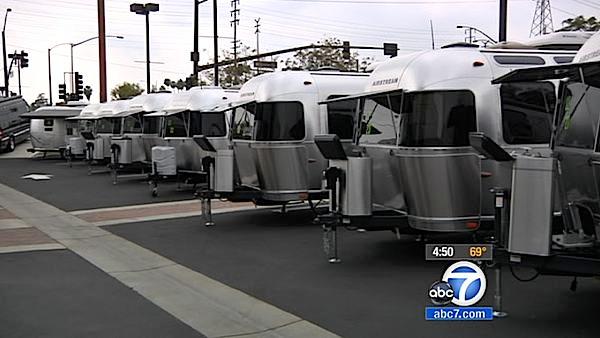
393, 147, 481, 231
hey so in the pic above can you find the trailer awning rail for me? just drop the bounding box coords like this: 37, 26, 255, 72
318, 88, 404, 105
491, 60, 600, 86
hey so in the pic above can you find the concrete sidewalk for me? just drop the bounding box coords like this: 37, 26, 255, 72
0, 182, 338, 338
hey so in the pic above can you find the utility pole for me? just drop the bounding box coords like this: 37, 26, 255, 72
16, 53, 21, 96
192, 0, 208, 80
254, 18, 261, 56
429, 19, 435, 49
213, 0, 219, 86
530, 0, 553, 37
230, 0, 240, 84
98, 0, 107, 102
499, 0, 508, 42
2, 8, 12, 97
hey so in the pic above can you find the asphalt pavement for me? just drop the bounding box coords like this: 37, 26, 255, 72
106, 209, 600, 338
0, 158, 194, 211
0, 250, 203, 338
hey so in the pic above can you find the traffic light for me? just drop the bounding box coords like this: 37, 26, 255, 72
20, 51, 29, 68
74, 72, 84, 100
383, 43, 398, 58
342, 41, 350, 60
58, 84, 67, 101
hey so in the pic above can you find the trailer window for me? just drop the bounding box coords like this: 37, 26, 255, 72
43, 119, 54, 132
189, 112, 226, 137
254, 102, 305, 141
232, 106, 255, 140
122, 114, 143, 133
142, 116, 159, 134
493, 56, 545, 65
501, 82, 556, 144
360, 94, 401, 145
165, 113, 188, 137
96, 118, 121, 134
556, 83, 600, 150
327, 95, 357, 140
398, 91, 476, 147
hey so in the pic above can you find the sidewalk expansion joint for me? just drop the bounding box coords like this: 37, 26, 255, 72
108, 263, 178, 275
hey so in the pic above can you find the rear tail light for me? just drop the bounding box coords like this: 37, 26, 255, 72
466, 221, 479, 229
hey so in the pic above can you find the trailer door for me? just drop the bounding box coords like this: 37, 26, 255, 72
555, 82, 600, 233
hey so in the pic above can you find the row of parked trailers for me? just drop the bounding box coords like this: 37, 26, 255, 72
21, 31, 600, 296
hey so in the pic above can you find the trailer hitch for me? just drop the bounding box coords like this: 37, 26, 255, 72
318, 166, 344, 263
490, 187, 509, 318
198, 156, 216, 227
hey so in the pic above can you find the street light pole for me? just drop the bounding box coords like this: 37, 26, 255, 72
145, 12, 150, 93
456, 25, 498, 45
2, 8, 12, 97
131, 3, 159, 94
48, 35, 123, 105
213, 0, 218, 86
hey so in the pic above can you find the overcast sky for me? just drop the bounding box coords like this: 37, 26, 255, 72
1, 0, 598, 103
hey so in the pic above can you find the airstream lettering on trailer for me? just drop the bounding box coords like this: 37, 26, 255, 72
215, 70, 370, 204
318, 44, 580, 239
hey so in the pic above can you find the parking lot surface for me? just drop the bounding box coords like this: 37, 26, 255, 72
106, 209, 600, 338
0, 250, 203, 338
0, 158, 194, 211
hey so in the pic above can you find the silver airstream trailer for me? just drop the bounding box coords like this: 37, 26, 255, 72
109, 93, 171, 182
94, 100, 130, 161
316, 41, 580, 253
147, 87, 239, 195
209, 70, 370, 207
21, 105, 83, 157
66, 103, 103, 161
466, 32, 600, 293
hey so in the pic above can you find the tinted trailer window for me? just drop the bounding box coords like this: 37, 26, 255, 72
501, 82, 556, 144
165, 113, 188, 137
556, 83, 600, 150
231, 105, 255, 140
96, 118, 121, 134
122, 114, 143, 133
327, 96, 358, 140
253, 102, 305, 141
189, 112, 226, 137
359, 93, 402, 145
398, 91, 476, 147
142, 116, 159, 134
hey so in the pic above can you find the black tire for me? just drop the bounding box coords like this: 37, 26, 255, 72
5, 136, 16, 152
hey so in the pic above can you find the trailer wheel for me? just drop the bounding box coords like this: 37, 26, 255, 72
5, 136, 16, 152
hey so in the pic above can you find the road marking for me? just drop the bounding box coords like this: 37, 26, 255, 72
0, 182, 339, 338
0, 243, 65, 254
70, 199, 200, 215
0, 219, 31, 230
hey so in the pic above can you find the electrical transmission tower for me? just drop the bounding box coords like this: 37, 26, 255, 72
530, 0, 554, 37
230, 0, 240, 67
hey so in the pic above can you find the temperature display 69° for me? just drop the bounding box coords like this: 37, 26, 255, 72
425, 244, 493, 261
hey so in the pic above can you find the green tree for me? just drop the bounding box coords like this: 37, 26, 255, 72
30, 93, 49, 110
285, 37, 360, 71
110, 82, 144, 100
202, 43, 256, 87
559, 15, 600, 32
83, 86, 93, 100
